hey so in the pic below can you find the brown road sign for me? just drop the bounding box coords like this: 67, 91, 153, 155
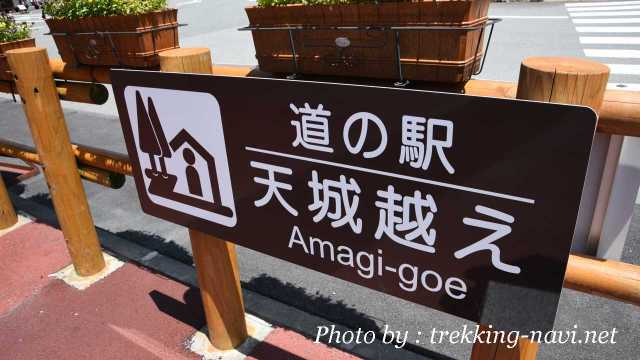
112, 70, 597, 333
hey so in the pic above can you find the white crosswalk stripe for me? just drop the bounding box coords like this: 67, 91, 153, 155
568, 5, 640, 11
607, 64, 640, 75
580, 37, 640, 44
174, 0, 202, 8
573, 18, 640, 24
10, 14, 44, 24
567, 0, 640, 6
569, 11, 640, 17
496, 15, 568, 19
567, 1, 640, 92
576, 26, 640, 32
584, 49, 640, 58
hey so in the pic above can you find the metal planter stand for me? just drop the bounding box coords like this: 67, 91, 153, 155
45, 23, 186, 67
240, 18, 500, 87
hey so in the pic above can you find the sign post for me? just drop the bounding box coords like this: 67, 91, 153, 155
158, 48, 249, 350
467, 56, 610, 360
112, 69, 597, 343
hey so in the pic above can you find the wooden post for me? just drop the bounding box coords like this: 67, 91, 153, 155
470, 325, 539, 360
159, 48, 249, 350
470, 56, 610, 360
189, 229, 248, 349
516, 57, 610, 111
6, 48, 105, 276
0, 174, 18, 229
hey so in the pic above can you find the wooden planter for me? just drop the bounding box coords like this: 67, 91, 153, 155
0, 38, 36, 80
245, 1, 491, 84
46, 9, 180, 68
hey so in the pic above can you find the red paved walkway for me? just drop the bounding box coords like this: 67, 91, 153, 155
0, 220, 359, 360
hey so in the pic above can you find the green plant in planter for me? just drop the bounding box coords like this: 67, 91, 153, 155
43, 0, 168, 19
0, 15, 31, 43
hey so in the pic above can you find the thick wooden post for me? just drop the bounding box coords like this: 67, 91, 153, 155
470, 57, 610, 360
6, 48, 105, 276
189, 229, 248, 349
516, 57, 610, 111
0, 174, 18, 229
159, 48, 249, 350
470, 325, 539, 360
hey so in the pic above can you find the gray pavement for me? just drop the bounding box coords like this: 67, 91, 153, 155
2, 1, 639, 359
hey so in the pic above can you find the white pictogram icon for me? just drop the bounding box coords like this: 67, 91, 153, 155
125, 87, 237, 227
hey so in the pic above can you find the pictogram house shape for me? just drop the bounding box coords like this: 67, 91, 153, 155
136, 91, 233, 218
169, 129, 225, 208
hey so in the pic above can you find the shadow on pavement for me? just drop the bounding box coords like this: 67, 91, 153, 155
149, 288, 205, 331
248, 341, 309, 360
116, 230, 194, 266
149, 289, 311, 360
245, 273, 381, 333
26, 192, 54, 208
244, 274, 457, 360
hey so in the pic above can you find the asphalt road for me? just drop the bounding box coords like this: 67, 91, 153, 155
2, 2, 639, 360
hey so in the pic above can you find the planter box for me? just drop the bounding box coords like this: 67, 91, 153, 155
46, 9, 180, 68
0, 38, 36, 80
245, 1, 490, 84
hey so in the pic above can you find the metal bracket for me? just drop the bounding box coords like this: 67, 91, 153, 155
239, 18, 501, 87
45, 23, 187, 65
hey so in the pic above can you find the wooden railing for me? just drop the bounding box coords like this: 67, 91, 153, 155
43, 59, 640, 137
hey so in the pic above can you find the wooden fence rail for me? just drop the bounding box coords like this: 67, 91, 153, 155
45, 60, 640, 137
0, 79, 108, 105
0, 140, 126, 188
4, 59, 635, 136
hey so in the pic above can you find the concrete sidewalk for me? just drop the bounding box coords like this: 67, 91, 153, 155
0, 217, 360, 360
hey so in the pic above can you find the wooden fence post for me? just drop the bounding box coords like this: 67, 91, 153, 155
470, 325, 539, 360
470, 56, 609, 360
159, 48, 249, 350
6, 48, 105, 276
0, 174, 18, 229
516, 57, 609, 112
